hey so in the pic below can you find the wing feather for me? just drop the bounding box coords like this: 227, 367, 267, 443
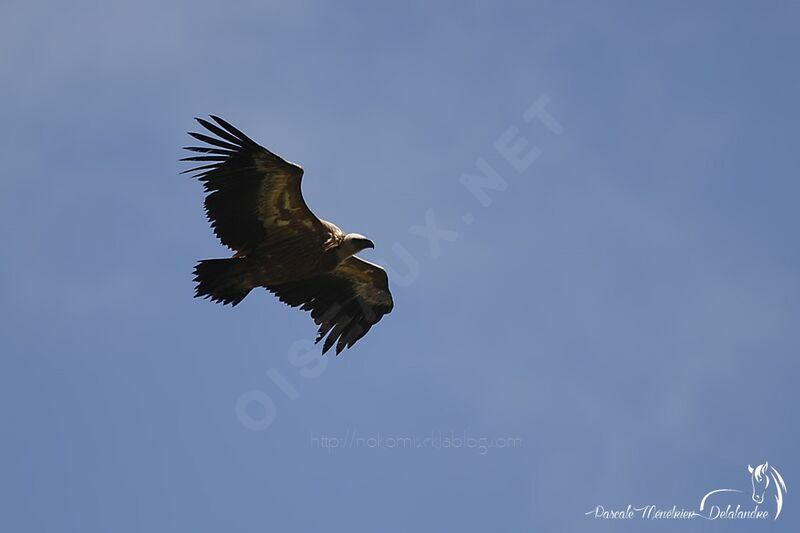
195, 117, 246, 145
183, 116, 329, 255
267, 256, 393, 354
187, 132, 241, 151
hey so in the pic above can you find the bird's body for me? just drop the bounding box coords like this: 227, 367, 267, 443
183, 116, 393, 354
233, 220, 345, 286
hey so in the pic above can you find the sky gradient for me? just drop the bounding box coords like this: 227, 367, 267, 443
1, 1, 799, 531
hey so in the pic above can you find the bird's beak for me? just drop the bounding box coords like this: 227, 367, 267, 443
366, 240, 375, 249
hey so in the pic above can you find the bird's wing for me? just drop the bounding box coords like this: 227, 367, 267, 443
267, 256, 394, 354
182, 115, 330, 256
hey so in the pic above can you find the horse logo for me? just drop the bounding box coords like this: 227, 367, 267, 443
699, 461, 787, 520
748, 462, 787, 518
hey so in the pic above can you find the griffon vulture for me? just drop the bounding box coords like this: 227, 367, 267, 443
182, 116, 393, 354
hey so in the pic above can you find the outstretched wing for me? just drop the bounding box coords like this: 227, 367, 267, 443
182, 115, 330, 256
268, 257, 394, 354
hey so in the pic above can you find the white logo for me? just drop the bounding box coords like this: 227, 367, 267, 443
699, 462, 788, 520
585, 461, 788, 521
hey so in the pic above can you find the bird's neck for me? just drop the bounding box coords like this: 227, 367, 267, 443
335, 240, 361, 261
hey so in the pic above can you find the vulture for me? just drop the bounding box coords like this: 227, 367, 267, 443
182, 116, 393, 354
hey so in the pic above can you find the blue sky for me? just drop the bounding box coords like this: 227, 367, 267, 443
1, 1, 799, 531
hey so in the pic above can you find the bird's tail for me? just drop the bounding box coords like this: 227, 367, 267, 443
193, 258, 252, 306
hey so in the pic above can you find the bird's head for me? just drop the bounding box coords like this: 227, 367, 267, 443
344, 233, 375, 252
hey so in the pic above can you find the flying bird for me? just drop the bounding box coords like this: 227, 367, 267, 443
182, 116, 393, 354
